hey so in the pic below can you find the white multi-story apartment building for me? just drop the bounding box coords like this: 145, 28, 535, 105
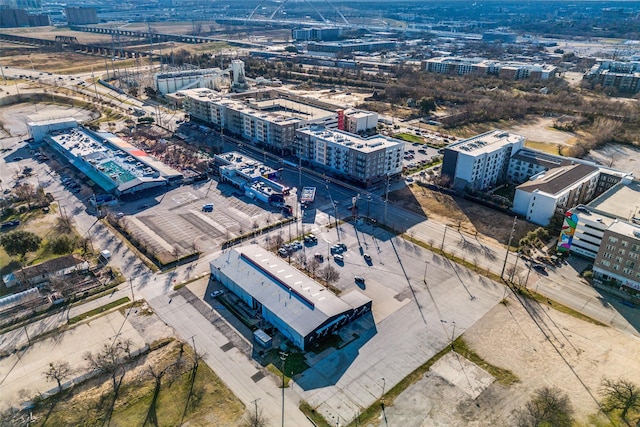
425, 57, 558, 80
513, 164, 601, 226
181, 88, 343, 154
343, 109, 379, 134
295, 125, 403, 187
441, 130, 526, 191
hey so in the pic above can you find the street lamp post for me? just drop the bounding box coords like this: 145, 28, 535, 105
501, 216, 518, 279
423, 260, 428, 284
280, 351, 288, 427
441, 224, 448, 250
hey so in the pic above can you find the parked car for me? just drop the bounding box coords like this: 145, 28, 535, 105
333, 254, 344, 263
355, 276, 365, 283
314, 253, 324, 261
533, 264, 546, 273
1, 220, 20, 229
278, 248, 289, 257
210, 290, 224, 298
202, 203, 214, 212
363, 254, 372, 263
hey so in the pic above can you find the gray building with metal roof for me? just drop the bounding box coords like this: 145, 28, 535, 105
209, 244, 371, 350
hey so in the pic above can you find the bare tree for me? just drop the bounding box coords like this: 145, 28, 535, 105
320, 264, 340, 287
294, 252, 307, 270
240, 404, 268, 427
83, 339, 132, 397
55, 214, 74, 234
14, 183, 35, 205
512, 386, 574, 427
43, 361, 73, 392
307, 257, 320, 277
600, 377, 640, 425
272, 233, 284, 250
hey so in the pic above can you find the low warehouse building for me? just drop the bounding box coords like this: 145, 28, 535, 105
210, 244, 372, 350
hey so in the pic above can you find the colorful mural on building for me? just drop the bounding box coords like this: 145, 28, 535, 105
557, 210, 578, 252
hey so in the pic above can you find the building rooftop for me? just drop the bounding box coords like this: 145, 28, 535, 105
517, 163, 599, 195
46, 127, 178, 193
588, 179, 640, 221
607, 220, 640, 240
156, 68, 224, 80
210, 244, 370, 337
297, 125, 403, 153
447, 129, 524, 155
511, 148, 571, 169
215, 151, 278, 179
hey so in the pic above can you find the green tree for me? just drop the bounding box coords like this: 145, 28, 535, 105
49, 234, 76, 254
144, 86, 157, 97
418, 97, 437, 114
0, 230, 42, 259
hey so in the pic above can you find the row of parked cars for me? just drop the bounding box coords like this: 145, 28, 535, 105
61, 176, 81, 193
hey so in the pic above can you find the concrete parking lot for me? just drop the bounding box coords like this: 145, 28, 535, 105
261, 214, 508, 424
120, 181, 288, 256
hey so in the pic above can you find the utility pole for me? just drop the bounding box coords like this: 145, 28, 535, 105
440, 224, 448, 250
251, 398, 260, 424
383, 175, 389, 224
501, 216, 518, 279
279, 351, 288, 427
423, 260, 428, 284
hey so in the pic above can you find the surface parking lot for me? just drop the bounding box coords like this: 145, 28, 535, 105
123, 181, 285, 255
287, 216, 507, 424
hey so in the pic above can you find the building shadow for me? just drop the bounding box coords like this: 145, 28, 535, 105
294, 311, 377, 391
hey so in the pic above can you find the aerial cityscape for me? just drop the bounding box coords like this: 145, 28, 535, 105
2, 0, 640, 426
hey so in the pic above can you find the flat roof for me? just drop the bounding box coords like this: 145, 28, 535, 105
210, 244, 370, 337
607, 220, 640, 240
589, 179, 640, 220
447, 129, 524, 155
46, 128, 170, 193
297, 125, 404, 153
517, 163, 599, 195
215, 151, 278, 178
511, 149, 571, 169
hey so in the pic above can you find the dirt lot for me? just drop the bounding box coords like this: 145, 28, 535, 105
587, 143, 640, 177
388, 294, 640, 426
505, 117, 580, 146
391, 184, 537, 246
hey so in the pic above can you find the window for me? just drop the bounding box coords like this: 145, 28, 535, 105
621, 240, 629, 248
608, 236, 619, 243
603, 252, 613, 259
601, 260, 611, 267
615, 256, 623, 263
613, 264, 620, 270
624, 268, 634, 275
606, 245, 615, 251
619, 249, 626, 256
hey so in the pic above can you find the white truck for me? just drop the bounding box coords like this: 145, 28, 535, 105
99, 250, 112, 263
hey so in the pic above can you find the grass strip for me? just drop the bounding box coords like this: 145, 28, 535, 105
515, 286, 606, 326
67, 297, 130, 324
299, 344, 454, 426
400, 232, 605, 326
452, 337, 519, 385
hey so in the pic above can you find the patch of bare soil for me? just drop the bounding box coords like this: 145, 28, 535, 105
393, 296, 640, 426
391, 184, 537, 245
505, 117, 579, 146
